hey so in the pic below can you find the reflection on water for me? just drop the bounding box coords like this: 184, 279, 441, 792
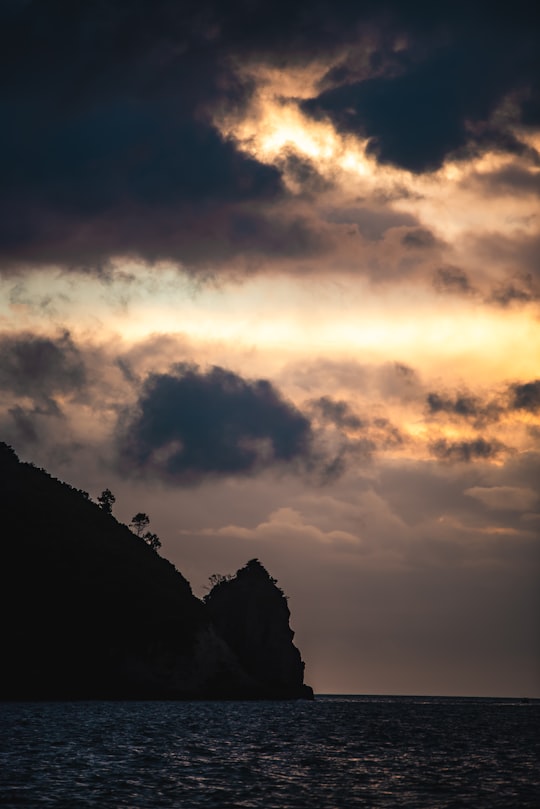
1, 696, 538, 808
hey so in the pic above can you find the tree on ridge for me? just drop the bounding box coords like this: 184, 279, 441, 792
97, 488, 115, 514
130, 512, 150, 537
130, 512, 162, 552
142, 531, 162, 552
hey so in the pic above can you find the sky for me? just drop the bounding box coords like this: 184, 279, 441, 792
1, 0, 539, 697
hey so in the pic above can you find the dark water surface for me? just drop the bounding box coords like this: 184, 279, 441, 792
1, 696, 538, 808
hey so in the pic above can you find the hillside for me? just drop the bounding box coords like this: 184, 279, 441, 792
0, 443, 313, 699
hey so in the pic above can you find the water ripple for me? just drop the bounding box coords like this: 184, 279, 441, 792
1, 697, 538, 808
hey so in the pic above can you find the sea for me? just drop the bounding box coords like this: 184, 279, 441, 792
1, 696, 538, 808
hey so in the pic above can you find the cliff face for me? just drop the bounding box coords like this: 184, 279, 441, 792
205, 560, 313, 699
0, 443, 312, 700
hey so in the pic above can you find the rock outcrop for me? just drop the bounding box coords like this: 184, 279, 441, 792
0, 442, 313, 700
205, 559, 313, 699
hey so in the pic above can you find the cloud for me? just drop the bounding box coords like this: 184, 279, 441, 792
425, 390, 503, 427
304, 395, 406, 482
0, 1, 290, 274
0, 330, 86, 398
426, 392, 480, 417
370, 417, 404, 450
322, 205, 417, 241
433, 266, 477, 296
286, 359, 422, 403
115, 363, 412, 486
401, 228, 439, 249
303, 8, 539, 173
471, 166, 540, 196
117, 363, 313, 482
1, 1, 538, 277
465, 486, 539, 512
429, 437, 507, 463
472, 233, 540, 287
488, 274, 539, 307
425, 378, 540, 428
7, 404, 39, 445
310, 396, 365, 430
191, 506, 363, 554
511, 380, 540, 412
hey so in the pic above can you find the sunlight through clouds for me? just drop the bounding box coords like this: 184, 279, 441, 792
1, 0, 539, 697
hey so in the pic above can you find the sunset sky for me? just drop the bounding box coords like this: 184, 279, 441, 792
1, 0, 539, 697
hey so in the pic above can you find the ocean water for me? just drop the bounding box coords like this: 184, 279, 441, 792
1, 696, 538, 808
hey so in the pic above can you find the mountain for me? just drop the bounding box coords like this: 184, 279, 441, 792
0, 442, 313, 700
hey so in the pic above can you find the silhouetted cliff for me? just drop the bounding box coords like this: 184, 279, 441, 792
0, 442, 313, 700
205, 559, 313, 699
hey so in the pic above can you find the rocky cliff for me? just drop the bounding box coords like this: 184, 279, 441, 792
205, 559, 313, 699
0, 442, 313, 700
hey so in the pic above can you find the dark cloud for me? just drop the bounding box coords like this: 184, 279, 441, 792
115, 357, 140, 386
0, 330, 85, 451
116, 367, 410, 485
0, 1, 288, 273
430, 437, 507, 463
303, 5, 539, 173
0, 330, 86, 398
511, 380, 540, 413
489, 284, 535, 307
278, 153, 332, 196
117, 363, 312, 482
310, 396, 404, 448
306, 397, 405, 481
433, 266, 476, 296
401, 228, 439, 249
424, 378, 540, 426
370, 417, 404, 449
1, 2, 538, 272
427, 392, 479, 418
227, 210, 329, 261
393, 362, 417, 381
0, 142, 285, 274
425, 391, 502, 426
488, 274, 539, 307
311, 396, 365, 430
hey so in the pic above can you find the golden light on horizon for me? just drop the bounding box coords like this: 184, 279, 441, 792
3, 268, 539, 387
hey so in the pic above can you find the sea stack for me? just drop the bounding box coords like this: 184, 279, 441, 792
205, 559, 314, 700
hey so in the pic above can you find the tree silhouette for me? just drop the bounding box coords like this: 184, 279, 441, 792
130, 512, 162, 552
143, 531, 162, 551
97, 488, 115, 515
130, 512, 150, 537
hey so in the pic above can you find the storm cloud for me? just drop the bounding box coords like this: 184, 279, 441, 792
0, 0, 289, 273
303, 4, 539, 173
1, 1, 538, 274
118, 364, 312, 482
